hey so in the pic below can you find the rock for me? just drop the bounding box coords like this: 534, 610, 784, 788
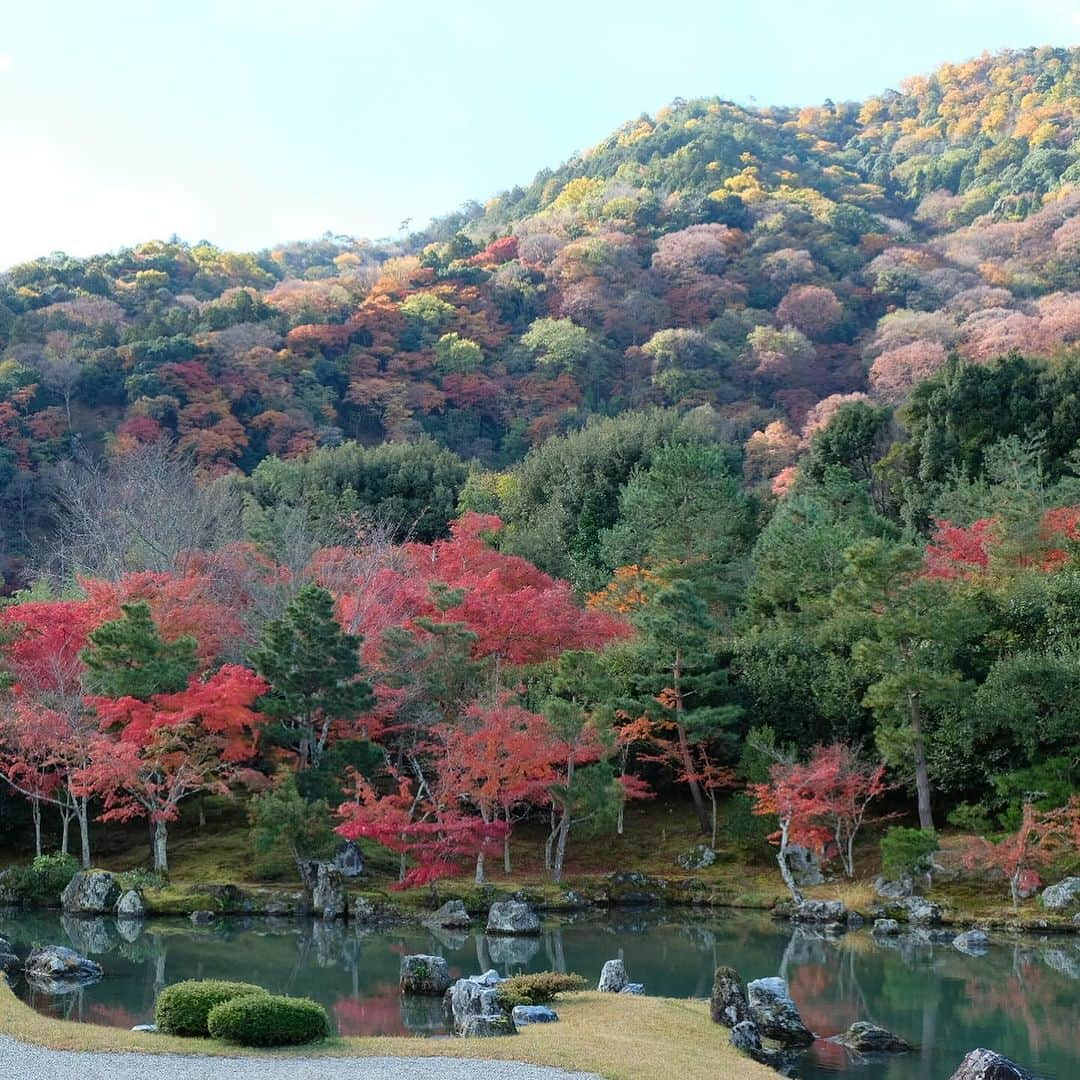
400, 954, 452, 995
1041, 876, 1080, 911
792, 899, 846, 922
0, 952, 20, 973
447, 972, 505, 1033
874, 874, 914, 900
424, 899, 471, 928
115, 889, 145, 920
948, 1048, 1035, 1079
60, 870, 120, 914
847, 912, 865, 929
872, 918, 901, 936
189, 909, 216, 925
786, 844, 824, 887
710, 965, 750, 1027
131, 1024, 157, 1033
729, 1020, 762, 1054
676, 844, 716, 870
747, 976, 814, 1047
598, 958, 629, 992
331, 840, 364, 878
620, 983, 646, 995
460, 1013, 517, 1037
953, 930, 990, 956
24, 945, 102, 983
512, 1005, 558, 1025
486, 934, 541, 967
486, 900, 540, 935
312, 863, 346, 920
903, 896, 943, 925
350, 896, 379, 923
833, 1021, 913, 1053
0, 869, 19, 904
606, 871, 665, 906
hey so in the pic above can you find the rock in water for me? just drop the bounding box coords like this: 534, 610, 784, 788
792, 899, 846, 922
597, 958, 629, 992
60, 870, 120, 915
747, 976, 814, 1046
710, 966, 750, 1027
1040, 877, 1080, 911
953, 929, 990, 956
424, 899, 471, 928
25, 945, 102, 983
949, 1048, 1035, 1079
189, 909, 216, 925
331, 840, 364, 878
400, 954, 452, 995
460, 1014, 516, 1037
512, 1005, 558, 1025
485, 900, 540, 935
729, 1020, 762, 1054
0, 950, 20, 973
872, 918, 901, 936
833, 1021, 913, 1053
115, 889, 145, 920
312, 863, 346, 920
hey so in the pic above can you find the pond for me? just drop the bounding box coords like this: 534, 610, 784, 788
1, 908, 1077, 1079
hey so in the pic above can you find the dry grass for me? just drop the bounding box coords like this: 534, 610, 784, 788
0, 981, 773, 1080
811, 879, 877, 912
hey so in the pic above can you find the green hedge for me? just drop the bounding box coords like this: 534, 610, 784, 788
207, 993, 330, 1047
495, 971, 586, 1009
155, 980, 269, 1036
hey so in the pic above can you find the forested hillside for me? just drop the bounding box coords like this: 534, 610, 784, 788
0, 47, 1078, 896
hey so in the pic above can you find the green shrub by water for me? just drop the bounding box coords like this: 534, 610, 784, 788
879, 826, 939, 879
155, 979, 269, 1036
4, 853, 79, 904
495, 971, 586, 1009
207, 993, 330, 1046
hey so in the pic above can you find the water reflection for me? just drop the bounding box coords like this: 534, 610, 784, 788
1, 908, 1077, 1079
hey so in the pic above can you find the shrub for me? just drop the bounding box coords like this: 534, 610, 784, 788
494, 972, 586, 1010
5, 853, 80, 904
207, 993, 330, 1046
155, 980, 269, 1036
880, 826, 939, 880
725, 792, 774, 859
118, 867, 167, 892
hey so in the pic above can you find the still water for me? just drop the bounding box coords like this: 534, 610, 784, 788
2, 908, 1077, 1080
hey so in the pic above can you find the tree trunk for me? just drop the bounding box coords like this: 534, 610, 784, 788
32, 797, 42, 858
673, 648, 710, 834
908, 692, 935, 831
474, 849, 485, 884
77, 797, 91, 867
60, 808, 70, 857
153, 819, 169, 874
552, 807, 572, 884
503, 831, 512, 875
776, 819, 804, 904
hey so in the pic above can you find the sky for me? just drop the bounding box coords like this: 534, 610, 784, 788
1, 0, 1077, 268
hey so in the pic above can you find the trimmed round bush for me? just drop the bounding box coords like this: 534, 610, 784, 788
155, 979, 269, 1036
495, 971, 586, 1010
207, 993, 330, 1047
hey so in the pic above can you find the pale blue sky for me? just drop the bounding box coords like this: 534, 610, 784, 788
1, 0, 1076, 267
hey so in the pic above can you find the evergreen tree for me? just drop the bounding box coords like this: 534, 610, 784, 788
250, 584, 373, 770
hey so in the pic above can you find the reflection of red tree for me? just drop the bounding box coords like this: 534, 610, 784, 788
788, 962, 858, 1036
332, 986, 408, 1037
85, 1002, 142, 1029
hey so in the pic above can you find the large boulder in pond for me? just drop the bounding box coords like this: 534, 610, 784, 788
486, 900, 540, 935
424, 899, 471, 928
953, 929, 990, 956
400, 954, 452, 995
747, 976, 814, 1047
597, 958, 629, 993
833, 1021, 913, 1053
61, 870, 120, 914
312, 863, 346, 920
1041, 877, 1080, 911
949, 1048, 1035, 1080
710, 965, 750, 1027
115, 889, 145, 920
25, 945, 102, 985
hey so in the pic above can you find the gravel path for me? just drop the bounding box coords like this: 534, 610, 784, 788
0, 1034, 601, 1080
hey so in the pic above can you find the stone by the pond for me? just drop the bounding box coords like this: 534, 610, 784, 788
948, 1048, 1035, 1080
460, 1013, 517, 1037
0, 950, 20, 973
400, 954, 452, 995
747, 976, 814, 1047
873, 918, 901, 936
131, 1024, 157, 1033
619, 982, 645, 995
730, 1020, 762, 1054
115, 889, 145, 920
447, 972, 505, 1033
676, 844, 716, 870
902, 896, 943, 925
833, 1021, 913, 1053
189, 909, 216, 925
1041, 876, 1080, 911
24, 945, 102, 983
874, 874, 914, 900
331, 840, 365, 878
710, 965, 750, 1027
792, 899, 846, 922
424, 899, 471, 928
512, 1005, 558, 1025
953, 929, 990, 956
312, 863, 346, 920
60, 870, 120, 914
786, 843, 825, 887
597, 958, 629, 992
486, 900, 540, 935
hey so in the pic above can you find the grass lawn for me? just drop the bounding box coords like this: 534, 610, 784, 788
0, 980, 774, 1080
